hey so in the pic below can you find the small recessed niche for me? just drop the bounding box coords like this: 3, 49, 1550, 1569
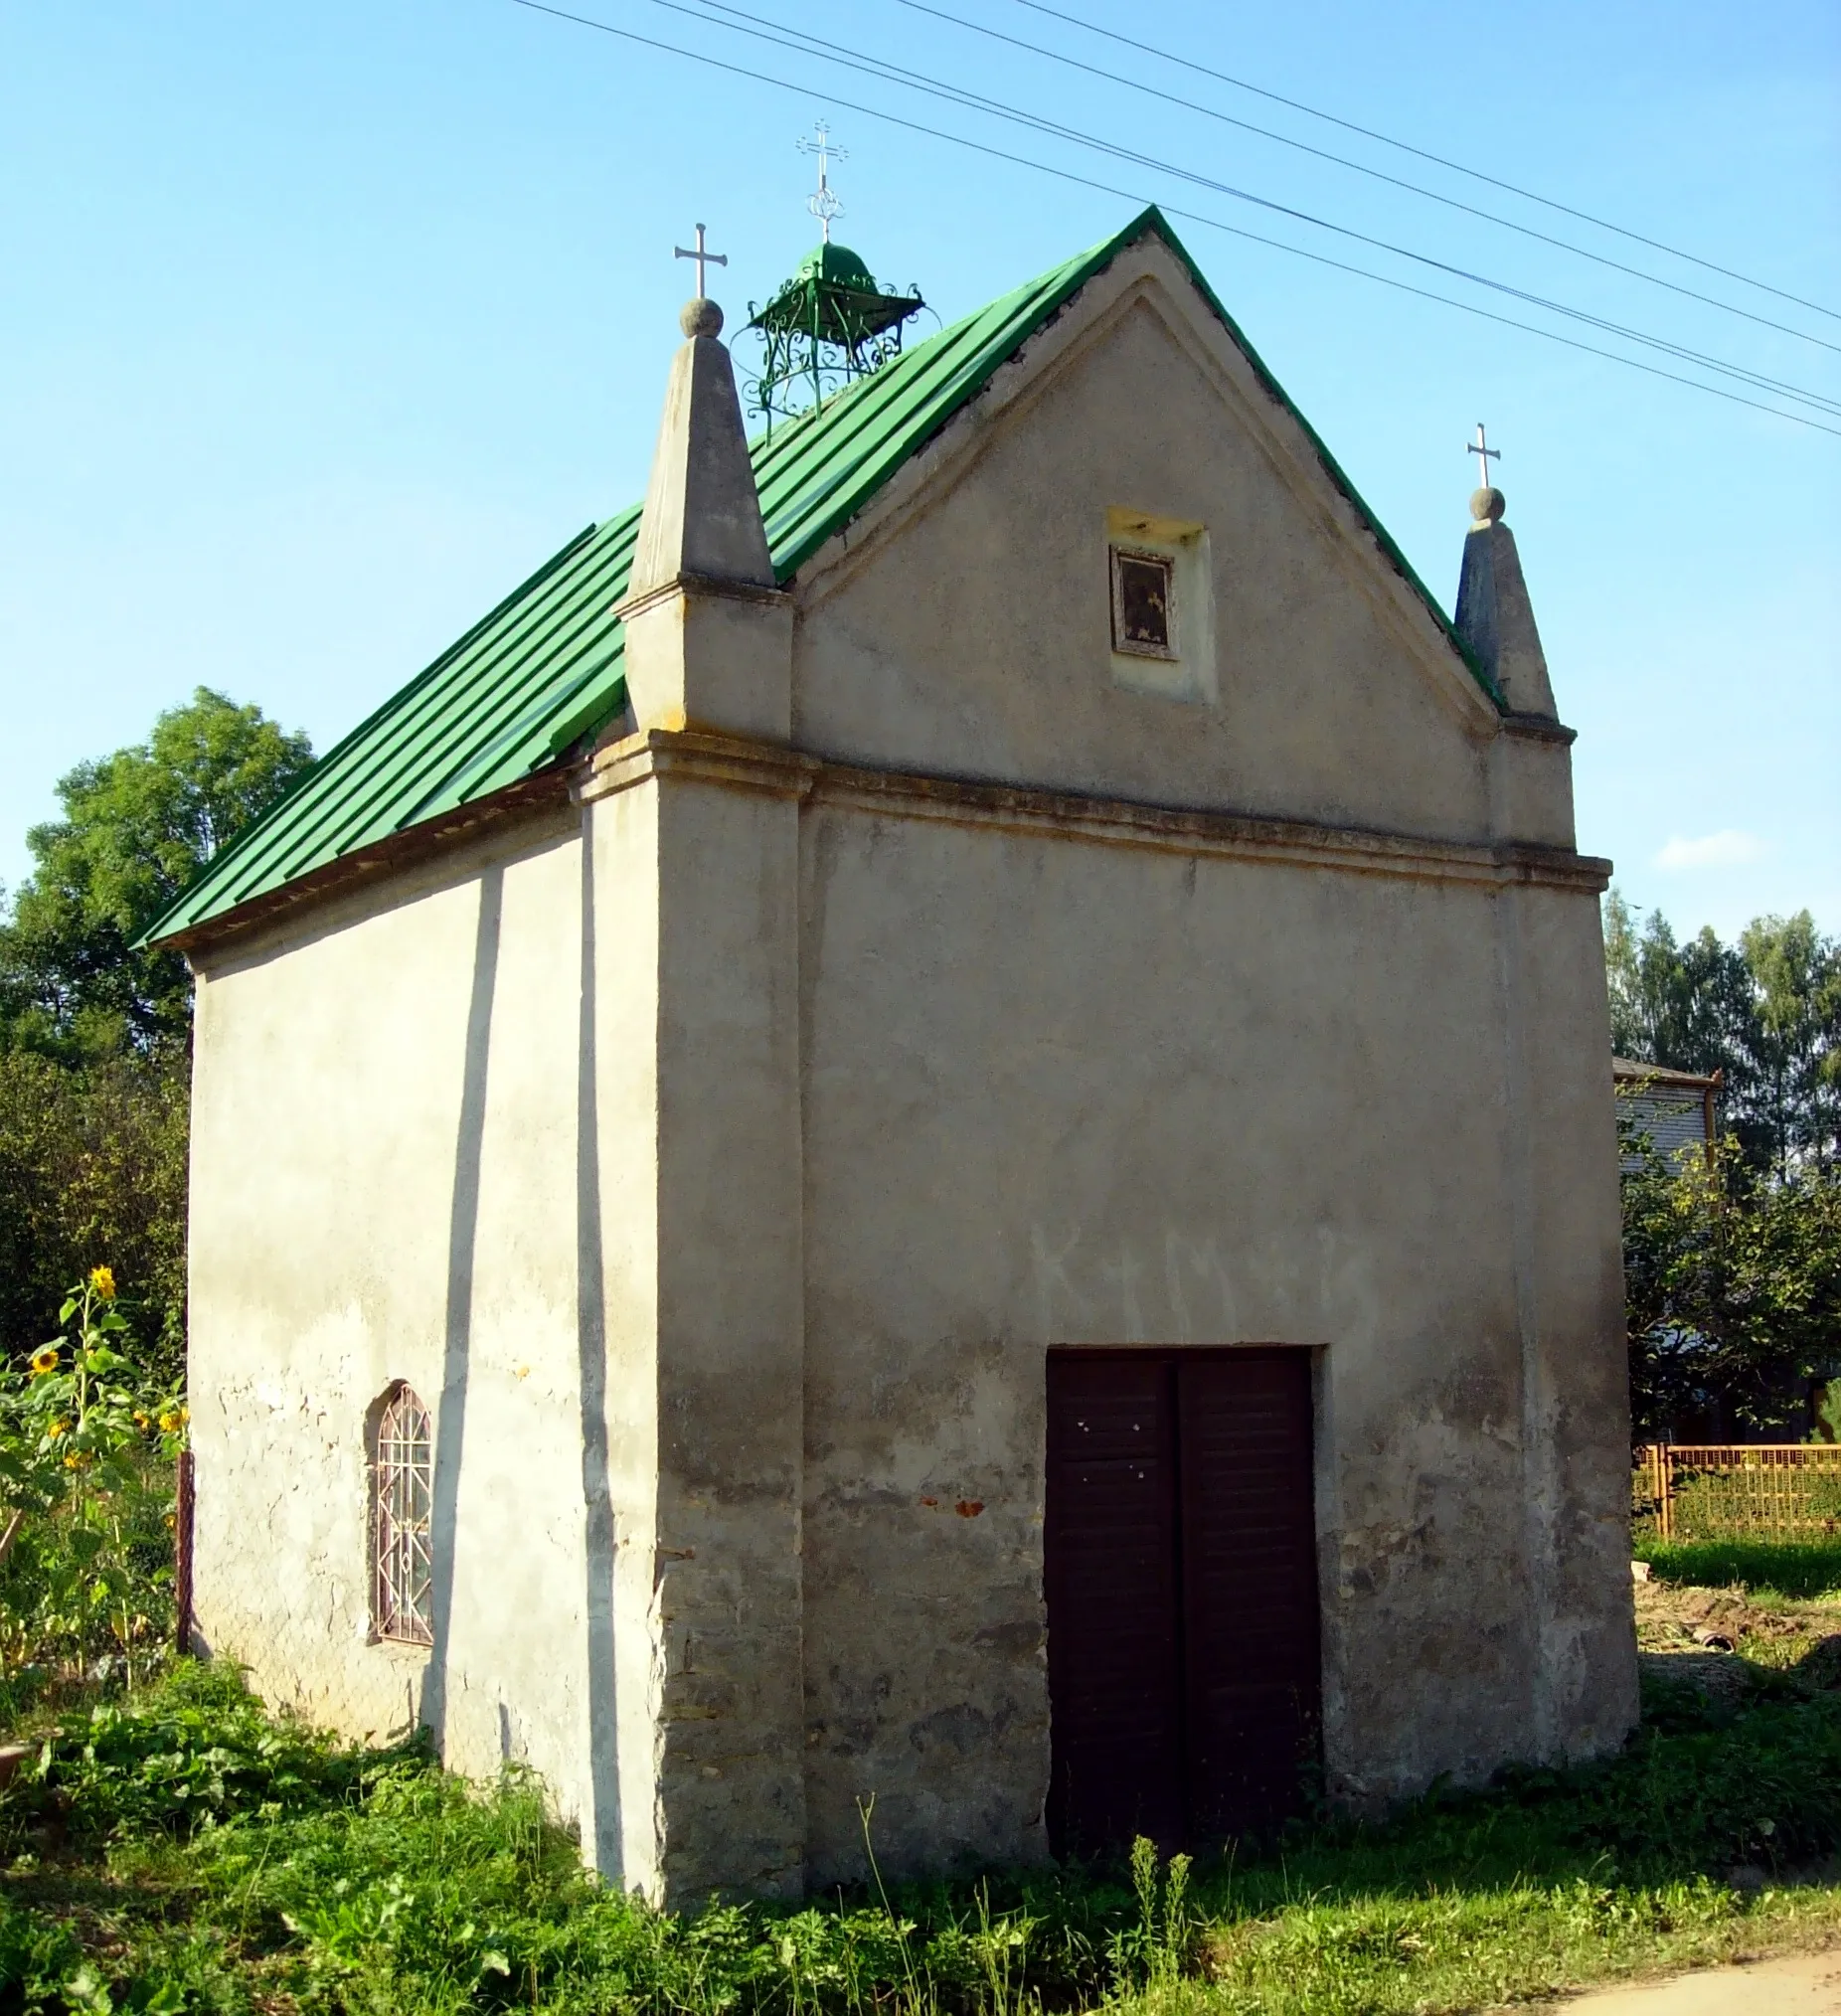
1105, 508, 1215, 703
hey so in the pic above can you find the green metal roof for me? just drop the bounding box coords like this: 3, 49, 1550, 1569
147, 207, 1498, 947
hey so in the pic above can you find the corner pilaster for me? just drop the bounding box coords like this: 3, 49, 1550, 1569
1459, 485, 1578, 850
616, 294, 792, 743
588, 279, 807, 1905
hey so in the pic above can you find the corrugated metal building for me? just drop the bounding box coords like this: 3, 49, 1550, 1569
1613, 1057, 1720, 1168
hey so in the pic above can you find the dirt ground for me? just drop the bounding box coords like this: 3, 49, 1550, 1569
1633, 1567, 1841, 1702
1542, 1946, 1841, 2011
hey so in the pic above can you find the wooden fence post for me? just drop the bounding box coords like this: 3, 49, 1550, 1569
174, 1447, 195, 1655
1642, 1443, 1673, 1541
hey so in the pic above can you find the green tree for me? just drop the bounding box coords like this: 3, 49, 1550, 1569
1603, 893, 1749, 1078
0, 688, 313, 1060
0, 690, 310, 1366
1603, 893, 1840, 1171
1623, 1123, 1841, 1439
0, 1052, 190, 1373
1741, 911, 1841, 1175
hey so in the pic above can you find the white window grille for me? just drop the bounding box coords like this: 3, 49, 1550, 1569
373, 1385, 433, 1645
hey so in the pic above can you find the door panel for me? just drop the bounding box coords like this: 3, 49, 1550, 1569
1178, 1350, 1321, 1842
1044, 1352, 1184, 1854
1045, 1347, 1320, 1857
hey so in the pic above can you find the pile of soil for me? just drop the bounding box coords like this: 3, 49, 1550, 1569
1635, 1572, 1841, 1702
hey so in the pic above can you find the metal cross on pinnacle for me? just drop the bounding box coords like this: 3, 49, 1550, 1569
674, 223, 728, 299
1467, 421, 1501, 489
797, 120, 847, 242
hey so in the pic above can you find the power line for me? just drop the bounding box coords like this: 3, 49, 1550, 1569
504, 0, 1841, 439
620, 0, 1841, 414
514, 0, 1841, 436
1010, 0, 1841, 329
890, 0, 1841, 356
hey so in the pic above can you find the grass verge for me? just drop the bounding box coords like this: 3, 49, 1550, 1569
1633, 1539, 1841, 1598
0, 1607, 1838, 2015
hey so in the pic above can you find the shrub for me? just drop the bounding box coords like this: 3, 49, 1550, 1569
6, 1663, 1841, 2016
1, 1661, 413, 1850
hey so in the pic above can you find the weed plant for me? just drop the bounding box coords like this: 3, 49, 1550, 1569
0, 1270, 186, 1710
0, 1660, 1839, 2014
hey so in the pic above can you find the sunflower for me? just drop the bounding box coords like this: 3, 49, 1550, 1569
29, 1347, 59, 1378
88, 1265, 116, 1300
46, 1420, 67, 1440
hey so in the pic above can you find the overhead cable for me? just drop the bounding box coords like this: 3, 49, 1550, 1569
1010, 0, 1841, 327
504, 0, 1841, 439
636, 0, 1841, 411
886, 0, 1840, 355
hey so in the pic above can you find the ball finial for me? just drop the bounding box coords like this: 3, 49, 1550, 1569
1469, 485, 1506, 525
680, 297, 724, 339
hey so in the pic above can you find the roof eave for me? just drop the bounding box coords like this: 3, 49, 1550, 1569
155, 762, 578, 962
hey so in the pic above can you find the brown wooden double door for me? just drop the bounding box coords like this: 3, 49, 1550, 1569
1045, 1347, 1321, 1857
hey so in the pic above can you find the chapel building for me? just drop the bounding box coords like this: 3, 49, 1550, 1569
151, 209, 1638, 1905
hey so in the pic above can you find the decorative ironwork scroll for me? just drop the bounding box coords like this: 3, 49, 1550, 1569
743, 242, 925, 430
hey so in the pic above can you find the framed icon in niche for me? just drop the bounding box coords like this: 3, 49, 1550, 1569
1110, 546, 1178, 660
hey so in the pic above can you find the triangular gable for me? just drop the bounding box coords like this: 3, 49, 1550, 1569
147, 209, 1498, 947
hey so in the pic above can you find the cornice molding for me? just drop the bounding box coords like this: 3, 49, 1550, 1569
1501, 712, 1578, 747
584, 729, 1611, 893
180, 729, 1609, 962
581, 728, 818, 803
613, 571, 792, 625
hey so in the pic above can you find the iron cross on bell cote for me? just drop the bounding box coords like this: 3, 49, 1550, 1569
798, 120, 847, 242
1467, 421, 1502, 487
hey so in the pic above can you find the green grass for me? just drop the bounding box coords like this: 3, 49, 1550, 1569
1634, 1538, 1841, 1597
0, 1660, 1837, 2015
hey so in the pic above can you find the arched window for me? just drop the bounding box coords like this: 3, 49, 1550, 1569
372, 1385, 433, 1645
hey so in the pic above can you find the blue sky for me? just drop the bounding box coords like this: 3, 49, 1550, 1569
2, 0, 1835, 942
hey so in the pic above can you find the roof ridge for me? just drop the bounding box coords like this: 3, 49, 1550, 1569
147, 207, 1496, 948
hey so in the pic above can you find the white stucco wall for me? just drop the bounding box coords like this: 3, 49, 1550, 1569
793, 804, 1628, 1883
188, 811, 609, 1837
180, 223, 1632, 1904
781, 242, 1629, 1882
791, 239, 1506, 846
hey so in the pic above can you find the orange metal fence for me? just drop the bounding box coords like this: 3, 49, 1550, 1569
1633, 1442, 1841, 1542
